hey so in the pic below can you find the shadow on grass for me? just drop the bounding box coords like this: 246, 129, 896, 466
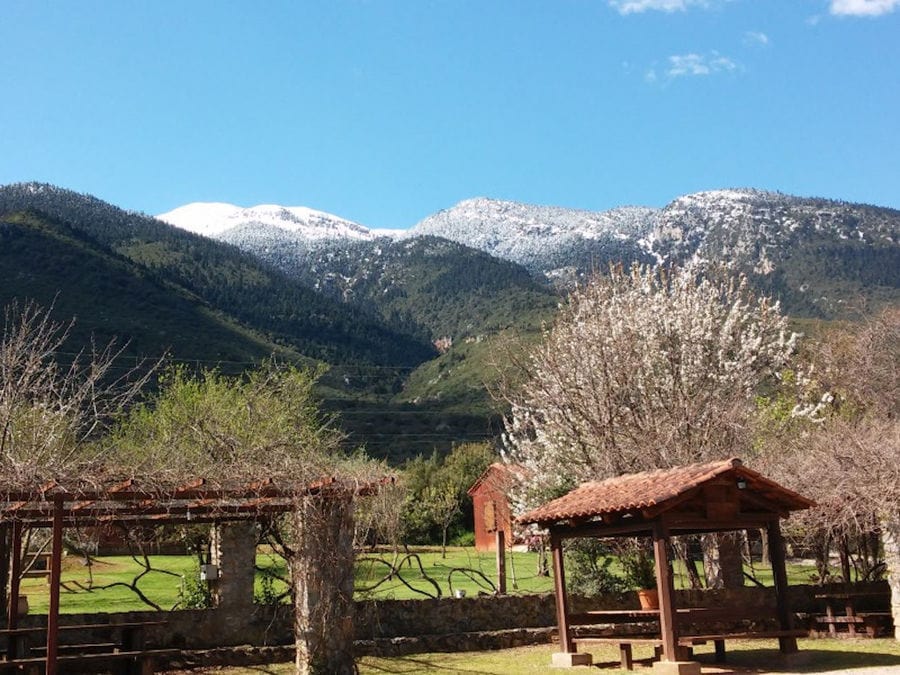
691, 647, 900, 673
360, 654, 510, 674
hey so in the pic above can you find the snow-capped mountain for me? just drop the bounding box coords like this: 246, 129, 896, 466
651, 188, 898, 269
409, 197, 657, 274
157, 202, 377, 241
156, 189, 899, 319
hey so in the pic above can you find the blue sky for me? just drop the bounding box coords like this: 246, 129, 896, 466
1, 0, 898, 228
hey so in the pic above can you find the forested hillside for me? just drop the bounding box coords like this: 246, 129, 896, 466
0, 211, 291, 370
0, 183, 435, 370
227, 233, 559, 342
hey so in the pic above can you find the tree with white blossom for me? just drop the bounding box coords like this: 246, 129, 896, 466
498, 264, 799, 587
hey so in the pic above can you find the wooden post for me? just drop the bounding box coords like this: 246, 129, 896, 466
653, 521, 679, 662
495, 530, 506, 595
550, 531, 575, 653
7, 520, 22, 631
0, 523, 9, 629
46, 496, 64, 675
766, 519, 798, 654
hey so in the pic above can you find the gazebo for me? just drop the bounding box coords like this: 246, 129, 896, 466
518, 458, 814, 674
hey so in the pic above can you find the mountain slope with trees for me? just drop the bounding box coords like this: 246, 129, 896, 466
0, 211, 292, 369
0, 183, 435, 369
218, 233, 559, 343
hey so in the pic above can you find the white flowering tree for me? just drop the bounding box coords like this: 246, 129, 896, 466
499, 264, 798, 587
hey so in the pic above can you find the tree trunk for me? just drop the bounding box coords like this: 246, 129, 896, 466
879, 515, 900, 641
293, 492, 356, 674
838, 536, 853, 583
673, 537, 704, 589
0, 523, 9, 620
702, 532, 744, 589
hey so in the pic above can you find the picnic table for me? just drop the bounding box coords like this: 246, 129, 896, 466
812, 591, 892, 638
568, 607, 805, 670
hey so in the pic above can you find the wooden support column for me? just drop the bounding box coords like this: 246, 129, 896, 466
766, 519, 798, 654
6, 520, 23, 631
495, 530, 507, 595
46, 496, 64, 675
550, 531, 575, 653
653, 521, 679, 662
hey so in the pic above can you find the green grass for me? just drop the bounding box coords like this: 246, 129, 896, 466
150, 639, 900, 673
371, 639, 900, 674
354, 547, 555, 600
20, 553, 292, 615
20, 555, 195, 614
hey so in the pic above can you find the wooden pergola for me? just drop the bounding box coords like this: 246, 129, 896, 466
518, 458, 815, 670
1, 476, 376, 674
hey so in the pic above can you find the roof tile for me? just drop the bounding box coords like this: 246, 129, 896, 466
517, 458, 812, 526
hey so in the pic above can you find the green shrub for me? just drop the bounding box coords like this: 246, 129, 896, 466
565, 540, 626, 597
179, 563, 212, 609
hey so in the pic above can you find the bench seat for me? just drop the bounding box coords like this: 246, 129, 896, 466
0, 647, 182, 674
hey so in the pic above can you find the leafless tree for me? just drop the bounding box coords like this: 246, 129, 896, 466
0, 300, 153, 489
761, 308, 900, 634
0, 300, 154, 612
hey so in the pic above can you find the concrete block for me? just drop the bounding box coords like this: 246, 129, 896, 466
551, 651, 593, 668
652, 660, 701, 675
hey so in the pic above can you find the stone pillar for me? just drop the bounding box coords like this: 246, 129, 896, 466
209, 521, 257, 609
292, 491, 356, 675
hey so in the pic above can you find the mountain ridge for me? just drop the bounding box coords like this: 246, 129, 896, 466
159, 187, 900, 319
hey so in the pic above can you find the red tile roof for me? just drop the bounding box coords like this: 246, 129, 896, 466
517, 458, 813, 526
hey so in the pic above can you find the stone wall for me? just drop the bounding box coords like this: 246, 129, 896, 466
15, 581, 890, 657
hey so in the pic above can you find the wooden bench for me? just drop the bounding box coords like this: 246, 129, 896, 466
812, 611, 893, 638
0, 620, 171, 674
19, 553, 52, 582
573, 635, 664, 670
813, 591, 892, 637
678, 629, 808, 664
0, 648, 182, 674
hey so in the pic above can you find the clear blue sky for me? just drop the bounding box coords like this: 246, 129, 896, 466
1, 0, 898, 228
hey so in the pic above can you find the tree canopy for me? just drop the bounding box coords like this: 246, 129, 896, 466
500, 264, 799, 504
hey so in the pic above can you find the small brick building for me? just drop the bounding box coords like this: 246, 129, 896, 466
467, 463, 524, 552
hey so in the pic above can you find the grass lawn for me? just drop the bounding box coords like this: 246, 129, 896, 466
161, 639, 900, 674
354, 547, 555, 599
20, 552, 291, 614
364, 639, 900, 673
353, 547, 825, 601
18, 546, 832, 613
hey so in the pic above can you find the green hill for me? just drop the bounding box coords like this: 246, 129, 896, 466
0, 211, 293, 370
229, 234, 559, 343
0, 183, 435, 370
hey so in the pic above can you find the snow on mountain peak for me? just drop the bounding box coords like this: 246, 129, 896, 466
157, 202, 375, 241
407, 196, 658, 270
